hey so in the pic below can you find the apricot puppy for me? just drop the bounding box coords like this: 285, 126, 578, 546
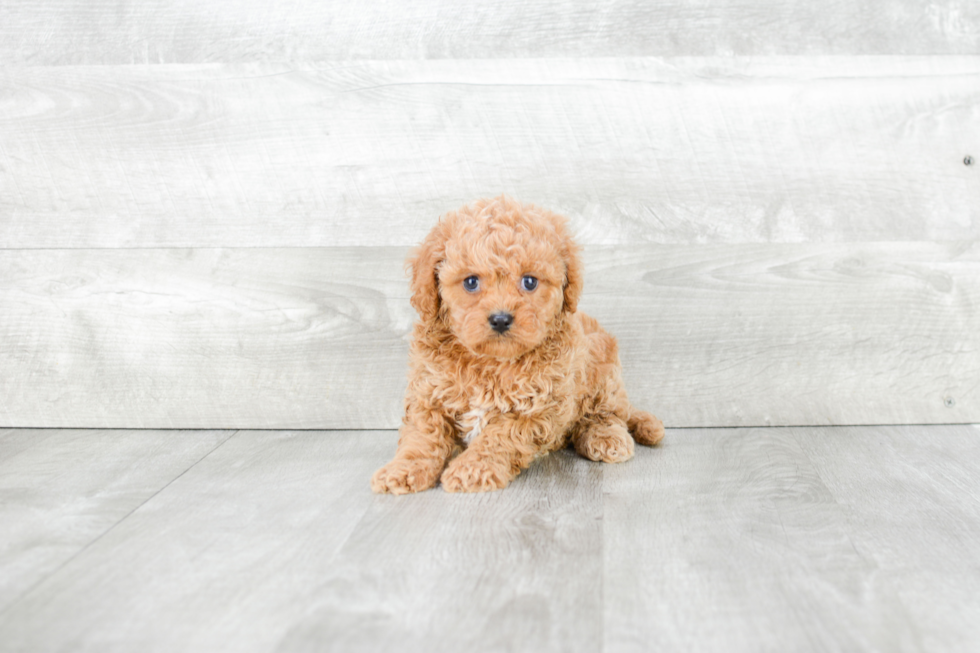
372, 197, 664, 494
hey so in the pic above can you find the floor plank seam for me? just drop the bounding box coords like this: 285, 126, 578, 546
326, 492, 391, 562
0, 429, 241, 618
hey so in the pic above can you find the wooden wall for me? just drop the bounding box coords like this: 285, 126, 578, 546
1, 2, 978, 428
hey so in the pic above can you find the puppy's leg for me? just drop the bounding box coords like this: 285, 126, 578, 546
371, 402, 457, 495
440, 414, 548, 493
575, 323, 663, 459
572, 345, 636, 463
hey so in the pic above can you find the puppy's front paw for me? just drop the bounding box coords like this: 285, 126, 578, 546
371, 458, 443, 495
440, 456, 512, 493
575, 423, 635, 463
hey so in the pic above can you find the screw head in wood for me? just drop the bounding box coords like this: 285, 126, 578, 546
966, 156, 974, 166
944, 396, 956, 408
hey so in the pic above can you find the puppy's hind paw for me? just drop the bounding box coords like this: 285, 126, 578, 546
371, 458, 443, 495
628, 410, 665, 446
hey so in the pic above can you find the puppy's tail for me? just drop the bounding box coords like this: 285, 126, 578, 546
627, 410, 665, 446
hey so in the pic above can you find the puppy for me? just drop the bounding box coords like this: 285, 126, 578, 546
372, 196, 664, 494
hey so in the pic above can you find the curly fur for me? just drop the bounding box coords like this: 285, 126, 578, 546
372, 196, 664, 494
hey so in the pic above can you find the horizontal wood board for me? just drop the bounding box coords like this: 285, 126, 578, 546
1, 57, 978, 249
0, 0, 977, 64
1, 242, 976, 429
1, 426, 979, 652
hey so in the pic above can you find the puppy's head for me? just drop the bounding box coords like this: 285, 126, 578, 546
408, 197, 582, 359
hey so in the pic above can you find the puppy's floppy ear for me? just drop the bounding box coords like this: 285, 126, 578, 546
407, 220, 449, 322
558, 227, 584, 314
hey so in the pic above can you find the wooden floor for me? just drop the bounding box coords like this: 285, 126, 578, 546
1, 425, 979, 652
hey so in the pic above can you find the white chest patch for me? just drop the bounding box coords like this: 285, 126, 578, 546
457, 406, 489, 445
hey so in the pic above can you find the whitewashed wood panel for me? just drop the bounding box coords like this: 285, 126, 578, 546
0, 428, 232, 612
0, 430, 391, 652
594, 241, 980, 427
1, 242, 976, 429
1, 58, 977, 248
0, 248, 413, 429
0, 0, 977, 64
602, 425, 980, 652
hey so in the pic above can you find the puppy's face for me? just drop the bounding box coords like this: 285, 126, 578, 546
439, 232, 566, 359
409, 198, 582, 360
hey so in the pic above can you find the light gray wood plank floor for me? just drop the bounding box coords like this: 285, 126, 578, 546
0, 428, 233, 613
1, 426, 978, 652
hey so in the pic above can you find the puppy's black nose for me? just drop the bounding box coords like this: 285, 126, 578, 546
488, 312, 514, 333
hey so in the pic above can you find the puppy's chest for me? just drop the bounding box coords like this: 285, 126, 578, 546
445, 384, 556, 445
455, 403, 493, 445
444, 387, 522, 446
431, 350, 576, 443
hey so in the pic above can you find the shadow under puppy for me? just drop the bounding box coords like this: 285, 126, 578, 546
372, 197, 664, 494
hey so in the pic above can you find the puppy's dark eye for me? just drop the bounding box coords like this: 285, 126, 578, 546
521, 275, 538, 291
463, 276, 480, 293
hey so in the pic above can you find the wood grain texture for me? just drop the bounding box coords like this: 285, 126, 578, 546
1, 0, 977, 64
0, 428, 232, 613
0, 431, 602, 653
1, 426, 978, 652
1, 242, 977, 429
1, 57, 977, 248
593, 241, 980, 427
602, 425, 980, 653
0, 248, 414, 429
0, 430, 390, 653
794, 425, 980, 653
279, 448, 603, 653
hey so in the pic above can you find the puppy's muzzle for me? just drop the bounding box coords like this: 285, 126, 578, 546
488, 312, 514, 334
